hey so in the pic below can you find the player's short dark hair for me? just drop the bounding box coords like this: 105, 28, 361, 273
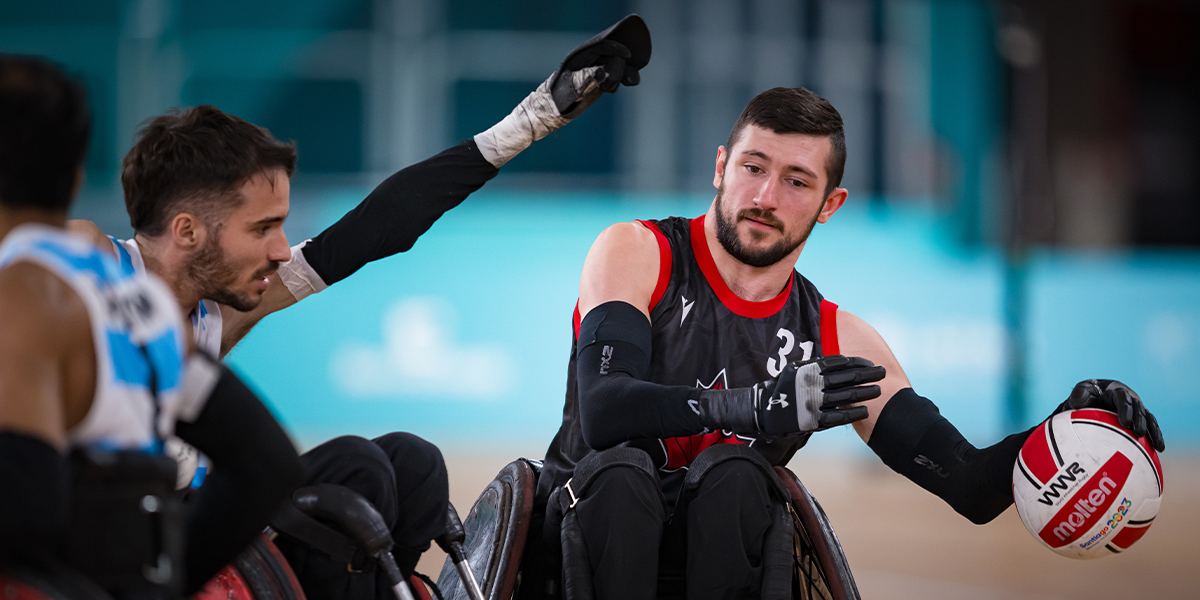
726, 87, 846, 197
0, 55, 90, 212
122, 105, 297, 236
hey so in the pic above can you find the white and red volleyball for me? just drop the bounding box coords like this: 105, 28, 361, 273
1012, 409, 1163, 559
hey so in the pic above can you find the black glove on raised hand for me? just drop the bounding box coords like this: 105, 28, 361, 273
696, 355, 885, 437
550, 15, 651, 117
1054, 379, 1164, 451
473, 15, 652, 167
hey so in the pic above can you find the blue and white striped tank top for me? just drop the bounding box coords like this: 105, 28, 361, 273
0, 224, 191, 454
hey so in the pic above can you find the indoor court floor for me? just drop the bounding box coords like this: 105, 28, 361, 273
419, 451, 1200, 599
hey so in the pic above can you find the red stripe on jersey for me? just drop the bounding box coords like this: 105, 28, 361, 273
688, 215, 793, 318
1109, 521, 1151, 550
820, 300, 840, 355
573, 301, 581, 340
663, 431, 745, 470
636, 220, 673, 312
1021, 421, 1059, 485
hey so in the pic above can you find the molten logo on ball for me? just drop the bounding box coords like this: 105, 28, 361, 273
1039, 452, 1131, 546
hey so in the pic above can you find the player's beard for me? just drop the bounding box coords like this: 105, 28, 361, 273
713, 182, 823, 268
184, 225, 275, 312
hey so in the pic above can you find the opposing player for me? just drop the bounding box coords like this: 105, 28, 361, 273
538, 87, 1165, 599
69, 15, 651, 600
0, 55, 302, 595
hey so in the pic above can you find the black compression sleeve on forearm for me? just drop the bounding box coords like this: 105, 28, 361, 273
173, 365, 303, 593
576, 301, 707, 450
0, 432, 67, 567
867, 388, 1033, 524
300, 140, 499, 285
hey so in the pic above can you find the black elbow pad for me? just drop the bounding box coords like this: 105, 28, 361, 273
576, 300, 653, 380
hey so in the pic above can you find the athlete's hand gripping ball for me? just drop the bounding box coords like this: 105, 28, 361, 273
473, 15, 652, 167
754, 355, 885, 436
1053, 379, 1164, 452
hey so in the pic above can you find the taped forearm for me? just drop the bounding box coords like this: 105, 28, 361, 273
173, 358, 303, 592
867, 388, 1032, 524
474, 73, 573, 167
297, 140, 498, 289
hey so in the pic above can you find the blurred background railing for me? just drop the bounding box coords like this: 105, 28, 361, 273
5, 0, 1198, 455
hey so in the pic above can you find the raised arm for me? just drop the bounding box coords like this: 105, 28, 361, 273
220, 16, 653, 354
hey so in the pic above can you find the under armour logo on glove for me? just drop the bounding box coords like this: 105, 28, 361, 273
768, 394, 790, 410
753, 355, 885, 436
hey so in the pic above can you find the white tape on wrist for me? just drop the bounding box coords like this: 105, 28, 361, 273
474, 64, 606, 168
475, 73, 569, 168
277, 240, 329, 302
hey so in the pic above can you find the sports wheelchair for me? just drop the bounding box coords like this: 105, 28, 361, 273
434, 459, 861, 600
2, 481, 479, 600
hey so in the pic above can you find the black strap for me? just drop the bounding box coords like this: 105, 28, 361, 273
683, 443, 790, 503
270, 501, 358, 565
564, 445, 656, 508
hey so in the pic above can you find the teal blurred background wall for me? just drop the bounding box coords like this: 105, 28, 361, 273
5, 0, 1199, 454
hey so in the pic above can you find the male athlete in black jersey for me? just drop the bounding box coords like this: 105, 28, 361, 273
539, 87, 1165, 599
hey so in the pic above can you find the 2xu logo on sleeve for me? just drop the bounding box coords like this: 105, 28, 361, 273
1038, 452, 1133, 548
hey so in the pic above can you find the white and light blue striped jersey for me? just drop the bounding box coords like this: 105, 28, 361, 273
0, 224, 193, 454
109, 237, 223, 357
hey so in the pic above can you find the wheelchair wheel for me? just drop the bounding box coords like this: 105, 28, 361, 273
193, 534, 307, 600
775, 467, 861, 600
437, 460, 536, 600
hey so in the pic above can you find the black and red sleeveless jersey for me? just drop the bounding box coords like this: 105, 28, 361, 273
537, 215, 841, 503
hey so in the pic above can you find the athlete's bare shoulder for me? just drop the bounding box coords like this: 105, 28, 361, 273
832, 308, 911, 442
65, 219, 116, 257
579, 221, 662, 319
0, 261, 95, 449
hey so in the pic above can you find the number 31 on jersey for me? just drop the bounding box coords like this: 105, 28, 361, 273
766, 328, 813, 377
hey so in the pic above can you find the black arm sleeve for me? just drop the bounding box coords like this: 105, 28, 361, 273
867, 388, 1033, 525
300, 140, 499, 285
0, 431, 68, 568
576, 301, 708, 450
173, 364, 303, 594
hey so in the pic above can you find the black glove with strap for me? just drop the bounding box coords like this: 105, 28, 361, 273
473, 14, 652, 167
550, 14, 651, 117
696, 355, 885, 437
1053, 379, 1164, 451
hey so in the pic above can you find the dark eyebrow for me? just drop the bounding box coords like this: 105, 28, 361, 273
740, 149, 818, 179
251, 214, 286, 227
